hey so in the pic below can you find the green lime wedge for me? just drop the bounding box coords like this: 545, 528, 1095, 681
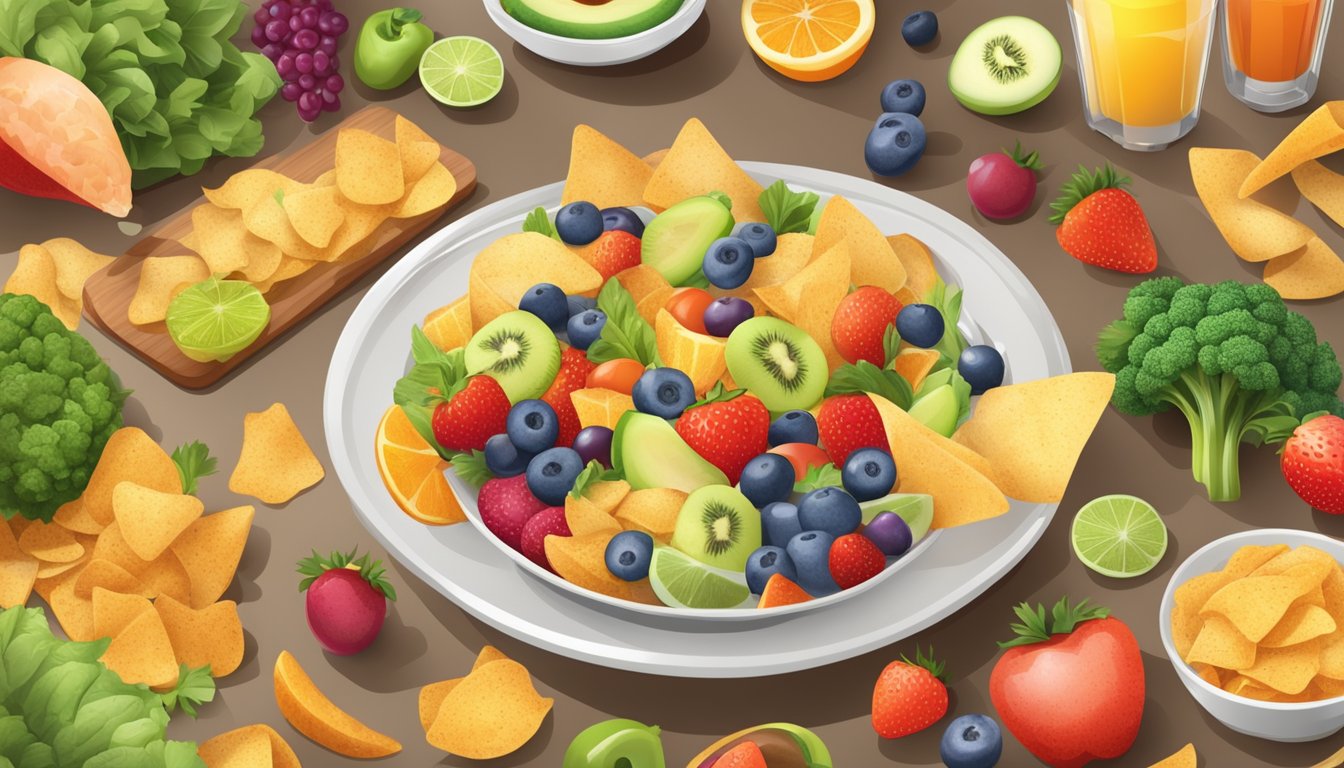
649, 547, 750, 609
419, 36, 504, 108
165, 277, 270, 363
859, 493, 933, 543
1071, 494, 1168, 578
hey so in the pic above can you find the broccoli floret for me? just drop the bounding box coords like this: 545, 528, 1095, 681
0, 294, 126, 521
1097, 279, 1343, 502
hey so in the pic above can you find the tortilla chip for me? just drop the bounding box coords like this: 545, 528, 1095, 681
46, 576, 94, 641
1292, 159, 1344, 227
395, 114, 441, 185
171, 505, 255, 609
887, 234, 938, 299
43, 237, 114, 300
191, 204, 253, 275
584, 480, 632, 513
1186, 614, 1256, 669
101, 605, 179, 688
1252, 544, 1337, 577
280, 185, 346, 250
254, 257, 316, 294
91, 586, 152, 639
17, 522, 84, 563
1172, 571, 1236, 657
1241, 638, 1322, 694
229, 403, 325, 505
203, 169, 305, 212
792, 243, 851, 369
564, 495, 622, 537
1240, 102, 1344, 198
741, 233, 814, 293
392, 161, 456, 218
1263, 603, 1337, 648
1264, 237, 1344, 300
336, 129, 404, 206
892, 348, 940, 391
562, 125, 654, 210
198, 724, 289, 768
468, 233, 603, 328
1188, 148, 1315, 262
1202, 563, 1329, 642
73, 559, 141, 600
643, 118, 765, 222
419, 677, 463, 732
952, 372, 1116, 503
755, 240, 851, 323
1148, 744, 1197, 768
139, 549, 192, 604
5, 243, 79, 329
813, 196, 907, 292
156, 595, 244, 677
614, 264, 673, 308
613, 488, 686, 542
128, 255, 211, 325
0, 522, 37, 608
82, 427, 180, 527
425, 658, 553, 759
112, 482, 204, 562
241, 196, 325, 261
545, 532, 659, 604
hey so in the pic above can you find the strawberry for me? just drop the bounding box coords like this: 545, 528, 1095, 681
817, 394, 889, 468
586, 230, 643, 281
1049, 164, 1157, 274
477, 475, 550, 552
543, 346, 598, 447
297, 549, 397, 656
1282, 414, 1344, 514
431, 375, 510, 453
520, 506, 571, 571
829, 533, 885, 589
832, 286, 902, 365
675, 384, 770, 484
871, 646, 949, 738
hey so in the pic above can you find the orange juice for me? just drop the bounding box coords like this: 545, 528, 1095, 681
1226, 0, 1325, 82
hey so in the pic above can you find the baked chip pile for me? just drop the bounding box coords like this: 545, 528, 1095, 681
3, 237, 114, 329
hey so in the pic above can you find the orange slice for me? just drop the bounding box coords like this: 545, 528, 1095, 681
375, 405, 465, 525
741, 0, 876, 82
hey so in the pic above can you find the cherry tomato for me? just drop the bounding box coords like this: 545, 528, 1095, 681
769, 442, 832, 482
665, 287, 714, 334
587, 358, 645, 395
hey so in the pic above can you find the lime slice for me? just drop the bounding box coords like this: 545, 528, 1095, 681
859, 493, 933, 542
1071, 495, 1168, 578
649, 547, 750, 609
419, 36, 504, 108
165, 277, 271, 363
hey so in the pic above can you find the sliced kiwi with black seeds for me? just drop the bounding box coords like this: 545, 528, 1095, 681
949, 16, 1061, 116
669, 485, 762, 571
725, 316, 827, 412
463, 309, 561, 403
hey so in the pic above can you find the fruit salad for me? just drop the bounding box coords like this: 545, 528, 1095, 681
388, 119, 1114, 611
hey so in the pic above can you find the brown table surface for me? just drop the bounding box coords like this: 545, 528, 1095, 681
3, 1, 1344, 765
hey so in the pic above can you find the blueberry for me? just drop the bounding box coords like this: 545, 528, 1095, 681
745, 546, 798, 594
880, 79, 926, 116
901, 11, 938, 47
865, 112, 927, 177
786, 530, 839, 596
631, 367, 696, 419
864, 511, 912, 557
842, 448, 897, 502
958, 345, 1006, 395
567, 295, 596, 318
761, 502, 804, 548
738, 222, 777, 258
519, 283, 569, 331
555, 201, 603, 245
797, 487, 862, 538
940, 714, 1003, 768
896, 303, 945, 348
702, 237, 755, 289
601, 206, 645, 238
739, 453, 795, 508
572, 426, 613, 467
702, 296, 755, 338
567, 309, 607, 350
525, 446, 584, 505
769, 410, 819, 446
605, 530, 654, 581
507, 400, 560, 455
483, 433, 530, 477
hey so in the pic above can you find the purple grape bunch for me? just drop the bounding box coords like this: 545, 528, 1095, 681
251, 0, 349, 123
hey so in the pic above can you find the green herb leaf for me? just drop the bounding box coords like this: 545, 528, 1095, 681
170, 441, 217, 495
587, 279, 661, 366
926, 278, 969, 364
998, 597, 1110, 648
161, 664, 216, 718
394, 330, 468, 458
1049, 164, 1131, 224
882, 323, 902, 368
569, 459, 622, 499
758, 180, 820, 235
793, 462, 842, 494
522, 206, 560, 240
825, 360, 913, 409
297, 549, 397, 601
898, 646, 947, 681
451, 450, 493, 488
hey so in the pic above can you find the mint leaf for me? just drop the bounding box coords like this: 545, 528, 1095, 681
450, 450, 492, 488
171, 441, 217, 495
794, 462, 842, 493
926, 278, 969, 364
758, 180, 820, 235
882, 323, 901, 368
587, 280, 661, 366
523, 207, 560, 240
569, 459, 622, 499
825, 360, 914, 409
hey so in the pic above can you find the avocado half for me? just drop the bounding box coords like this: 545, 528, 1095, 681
501, 0, 684, 40
688, 723, 833, 768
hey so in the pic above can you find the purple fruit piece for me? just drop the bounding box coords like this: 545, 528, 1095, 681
477, 475, 549, 552
573, 426, 614, 467
703, 296, 755, 338
863, 511, 912, 557
521, 506, 571, 572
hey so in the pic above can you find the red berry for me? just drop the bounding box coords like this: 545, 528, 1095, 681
675, 387, 770, 484
872, 649, 949, 738
520, 506, 571, 571
431, 375, 510, 453
585, 230, 643, 281
817, 394, 889, 467
477, 475, 549, 552
1282, 414, 1344, 515
829, 533, 885, 589
542, 347, 597, 447
832, 286, 902, 365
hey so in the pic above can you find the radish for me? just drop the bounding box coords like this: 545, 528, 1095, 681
967, 142, 1042, 220
298, 549, 397, 655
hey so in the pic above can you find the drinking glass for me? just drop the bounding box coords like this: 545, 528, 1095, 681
1222, 0, 1335, 112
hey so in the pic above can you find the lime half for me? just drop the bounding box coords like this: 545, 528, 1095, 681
166, 277, 271, 363
1071, 494, 1168, 578
649, 547, 750, 609
419, 36, 504, 108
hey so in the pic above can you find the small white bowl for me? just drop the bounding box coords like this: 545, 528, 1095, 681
1159, 528, 1344, 742
482, 0, 708, 67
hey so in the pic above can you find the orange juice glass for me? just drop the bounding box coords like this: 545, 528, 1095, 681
1222, 0, 1334, 112
1067, 0, 1219, 151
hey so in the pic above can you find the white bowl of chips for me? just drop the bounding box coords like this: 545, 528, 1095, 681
482, 0, 707, 67
1160, 528, 1344, 742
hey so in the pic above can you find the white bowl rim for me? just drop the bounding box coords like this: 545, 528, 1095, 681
1160, 527, 1344, 710
484, 0, 704, 46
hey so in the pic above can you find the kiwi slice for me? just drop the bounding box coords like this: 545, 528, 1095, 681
463, 310, 561, 402
725, 317, 827, 413
949, 16, 1061, 116
669, 486, 762, 572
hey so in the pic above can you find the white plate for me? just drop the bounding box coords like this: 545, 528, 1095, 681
324, 163, 1071, 677
482, 0, 708, 67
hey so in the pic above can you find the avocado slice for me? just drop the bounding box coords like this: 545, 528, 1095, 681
859, 493, 933, 543
500, 0, 684, 40
641, 194, 735, 286
612, 411, 729, 493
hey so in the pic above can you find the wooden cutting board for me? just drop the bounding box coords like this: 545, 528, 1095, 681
82, 105, 476, 390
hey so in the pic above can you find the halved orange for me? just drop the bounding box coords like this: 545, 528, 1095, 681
421, 295, 473, 352
742, 0, 875, 82
375, 405, 465, 526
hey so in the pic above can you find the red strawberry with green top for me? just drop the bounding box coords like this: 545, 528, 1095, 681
1049, 164, 1157, 274
543, 346, 598, 447
586, 230, 643, 281
675, 383, 770, 484
832, 286, 903, 366
872, 646, 949, 738
1282, 414, 1344, 514
829, 533, 885, 589
817, 394, 889, 468
297, 549, 397, 656
431, 375, 510, 453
